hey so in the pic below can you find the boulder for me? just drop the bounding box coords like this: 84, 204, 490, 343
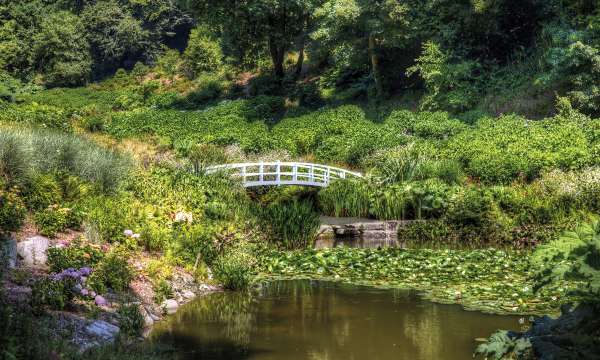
162, 299, 178, 315
85, 320, 120, 342
16, 236, 49, 267
182, 290, 196, 299
94, 295, 108, 307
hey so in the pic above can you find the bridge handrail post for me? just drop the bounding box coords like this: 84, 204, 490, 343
276, 161, 281, 185
293, 163, 298, 182
259, 162, 264, 182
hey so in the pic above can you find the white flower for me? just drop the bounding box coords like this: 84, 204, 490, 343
124, 229, 134, 237
132, 233, 141, 239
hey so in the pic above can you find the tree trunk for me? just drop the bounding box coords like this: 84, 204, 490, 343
368, 34, 384, 98
294, 15, 308, 78
269, 38, 286, 78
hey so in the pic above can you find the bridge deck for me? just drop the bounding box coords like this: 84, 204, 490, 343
204, 161, 362, 187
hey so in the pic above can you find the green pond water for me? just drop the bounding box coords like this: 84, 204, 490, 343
151, 280, 522, 360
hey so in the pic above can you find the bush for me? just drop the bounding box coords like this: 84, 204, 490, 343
88, 248, 133, 293
117, 303, 144, 338
262, 200, 320, 249
188, 143, 228, 175
23, 174, 62, 211
0, 103, 73, 132
152, 279, 173, 304
448, 115, 591, 183
182, 26, 223, 78
47, 242, 104, 273
397, 220, 451, 247
84, 197, 132, 243
212, 249, 253, 290
0, 184, 26, 234
34, 206, 69, 237
31, 277, 69, 314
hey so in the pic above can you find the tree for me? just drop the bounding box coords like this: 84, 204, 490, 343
182, 25, 223, 78
313, 0, 411, 97
32, 11, 91, 87
183, 0, 322, 78
81, 1, 148, 78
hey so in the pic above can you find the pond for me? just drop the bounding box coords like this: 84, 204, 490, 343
151, 280, 522, 360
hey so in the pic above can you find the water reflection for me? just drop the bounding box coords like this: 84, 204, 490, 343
151, 280, 521, 360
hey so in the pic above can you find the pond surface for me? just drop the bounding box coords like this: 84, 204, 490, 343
151, 280, 522, 360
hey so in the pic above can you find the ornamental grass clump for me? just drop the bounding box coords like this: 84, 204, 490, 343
261, 200, 320, 250
318, 179, 370, 218
0, 127, 131, 193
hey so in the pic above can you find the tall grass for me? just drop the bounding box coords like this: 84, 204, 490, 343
0, 127, 131, 192
262, 200, 320, 249
318, 179, 370, 218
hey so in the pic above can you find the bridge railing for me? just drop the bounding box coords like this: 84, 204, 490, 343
204, 161, 362, 187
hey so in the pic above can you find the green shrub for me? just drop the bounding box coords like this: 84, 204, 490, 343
31, 277, 69, 314
88, 248, 133, 293
81, 115, 105, 132
183, 26, 223, 78
397, 220, 452, 247
448, 115, 591, 183
47, 242, 104, 273
0, 184, 26, 233
84, 197, 132, 243
262, 200, 320, 249
369, 184, 408, 220
117, 303, 144, 338
445, 186, 512, 245
152, 279, 173, 304
212, 250, 253, 290
188, 143, 228, 174
184, 74, 224, 106
23, 174, 62, 211
0, 103, 72, 132
34, 206, 69, 237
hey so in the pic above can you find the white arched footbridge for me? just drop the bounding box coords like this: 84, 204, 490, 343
205, 162, 363, 188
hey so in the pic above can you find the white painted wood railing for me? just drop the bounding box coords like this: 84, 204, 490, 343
204, 161, 363, 188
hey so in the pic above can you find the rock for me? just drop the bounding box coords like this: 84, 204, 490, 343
142, 308, 154, 327
16, 236, 49, 267
162, 299, 178, 315
85, 320, 119, 342
182, 290, 195, 299
2, 235, 17, 269
94, 295, 108, 306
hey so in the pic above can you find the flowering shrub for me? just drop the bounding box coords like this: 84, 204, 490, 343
31, 267, 95, 314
